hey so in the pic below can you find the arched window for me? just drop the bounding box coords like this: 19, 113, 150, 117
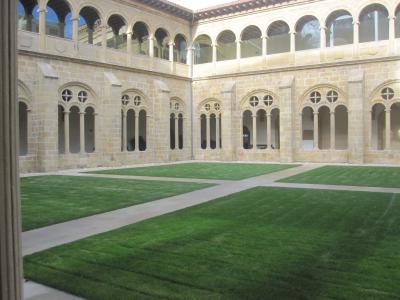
326, 10, 353, 47
131, 22, 150, 55
178, 113, 184, 149
199, 101, 222, 149
267, 21, 290, 54
396, 5, 400, 38
170, 113, 176, 149
174, 34, 187, 64
302, 107, 314, 149
19, 102, 28, 156
58, 105, 65, 154
371, 103, 386, 150
242, 110, 253, 149
296, 16, 320, 51
46, 0, 72, 39
318, 106, 331, 150
241, 26, 262, 58
217, 30, 236, 61
78, 6, 102, 45
69, 106, 81, 153
18, 0, 39, 32
335, 105, 348, 149
139, 110, 147, 151
126, 109, 136, 151
391, 103, 400, 150
106, 14, 127, 49
359, 4, 389, 43
154, 28, 169, 60
84, 107, 95, 153
194, 35, 212, 64
200, 114, 207, 149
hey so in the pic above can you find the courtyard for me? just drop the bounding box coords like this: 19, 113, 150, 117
22, 162, 400, 300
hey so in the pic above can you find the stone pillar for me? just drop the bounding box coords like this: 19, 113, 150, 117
267, 112, 272, 149
64, 111, 70, 154
353, 22, 359, 57
39, 7, 46, 50
313, 111, 319, 150
101, 25, 107, 61
290, 31, 296, 53
385, 108, 391, 150
206, 115, 210, 149
169, 41, 175, 62
186, 46, 194, 66
348, 70, 365, 163
135, 113, 139, 151
127, 32, 132, 65
0, 0, 23, 299
80, 112, 85, 154
389, 16, 396, 54
216, 114, 221, 149
320, 26, 326, 61
212, 43, 217, 64
122, 111, 127, 152
72, 16, 79, 44
149, 36, 154, 57
93, 112, 98, 152
236, 40, 241, 60
252, 114, 257, 150
262, 35, 267, 56
279, 76, 295, 162
330, 111, 335, 150
174, 116, 179, 150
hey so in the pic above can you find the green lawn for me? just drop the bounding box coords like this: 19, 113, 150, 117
24, 187, 400, 299
21, 176, 212, 232
280, 165, 400, 188
88, 162, 299, 180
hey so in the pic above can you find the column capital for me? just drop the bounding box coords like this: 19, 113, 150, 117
313, 111, 319, 116
79, 112, 86, 115
320, 26, 327, 31
63, 111, 70, 115
352, 21, 360, 26
168, 41, 175, 46
385, 108, 391, 113
330, 111, 335, 115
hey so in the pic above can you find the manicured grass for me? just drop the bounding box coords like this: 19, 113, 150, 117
89, 162, 299, 180
21, 176, 212, 232
280, 165, 400, 188
25, 187, 400, 299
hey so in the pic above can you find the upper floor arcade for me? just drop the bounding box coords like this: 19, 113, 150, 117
17, 0, 400, 79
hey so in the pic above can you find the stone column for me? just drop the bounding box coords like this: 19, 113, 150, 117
267, 112, 272, 149
313, 111, 319, 150
0, 0, 23, 299
348, 70, 365, 163
149, 36, 154, 57
101, 25, 107, 61
236, 40, 241, 60
80, 112, 85, 154
64, 111, 70, 154
206, 115, 211, 149
127, 31, 132, 64
72, 16, 79, 44
252, 114, 257, 150
169, 41, 175, 62
330, 111, 335, 150
93, 112, 98, 152
353, 22, 359, 57
216, 114, 221, 149
186, 46, 194, 66
212, 43, 217, 64
385, 108, 391, 150
122, 111, 127, 152
298, 112, 303, 149
290, 31, 296, 64
39, 7, 46, 50
389, 16, 396, 54
135, 113, 139, 151
220, 82, 236, 159
262, 35, 267, 56
175, 116, 179, 150
320, 26, 326, 61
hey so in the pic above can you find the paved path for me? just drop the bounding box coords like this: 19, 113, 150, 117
22, 164, 319, 256
24, 281, 84, 300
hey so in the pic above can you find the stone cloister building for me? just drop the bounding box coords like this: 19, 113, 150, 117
17, 0, 400, 172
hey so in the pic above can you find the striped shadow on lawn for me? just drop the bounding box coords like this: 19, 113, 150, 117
24, 187, 400, 300
87, 162, 299, 180
279, 165, 400, 188
21, 175, 213, 232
